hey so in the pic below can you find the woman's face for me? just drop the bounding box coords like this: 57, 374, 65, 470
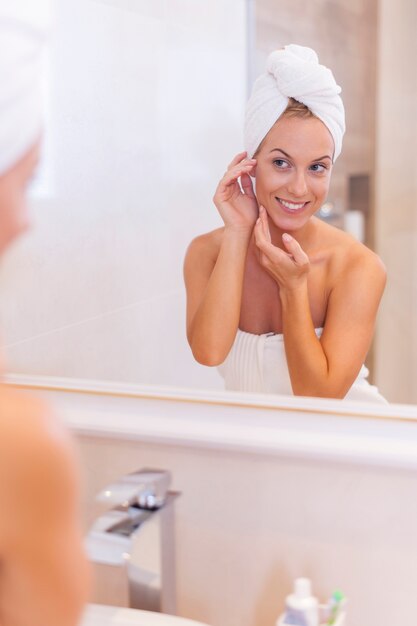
254, 115, 334, 232
0, 140, 40, 255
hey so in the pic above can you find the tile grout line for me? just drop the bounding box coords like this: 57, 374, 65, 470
4, 288, 182, 348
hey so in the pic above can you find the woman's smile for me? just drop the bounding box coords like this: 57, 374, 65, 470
275, 197, 311, 214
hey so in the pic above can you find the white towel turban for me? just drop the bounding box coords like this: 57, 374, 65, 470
244, 44, 345, 161
0, 1, 49, 176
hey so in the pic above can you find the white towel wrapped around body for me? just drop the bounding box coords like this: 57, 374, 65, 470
244, 44, 345, 161
0, 1, 49, 176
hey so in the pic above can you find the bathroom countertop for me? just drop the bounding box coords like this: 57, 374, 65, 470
80, 604, 210, 626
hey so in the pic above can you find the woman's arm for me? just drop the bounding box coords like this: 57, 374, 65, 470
184, 152, 258, 365
254, 207, 386, 398
184, 228, 252, 365
280, 255, 386, 398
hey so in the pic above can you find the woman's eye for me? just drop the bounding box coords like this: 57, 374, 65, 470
310, 163, 327, 173
273, 159, 289, 169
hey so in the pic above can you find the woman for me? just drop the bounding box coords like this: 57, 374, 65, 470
0, 5, 90, 625
184, 45, 387, 403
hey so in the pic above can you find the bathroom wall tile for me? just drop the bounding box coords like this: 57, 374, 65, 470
0, 0, 245, 389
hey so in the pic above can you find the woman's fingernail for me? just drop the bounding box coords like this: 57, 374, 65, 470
259, 205, 264, 212
282, 233, 292, 242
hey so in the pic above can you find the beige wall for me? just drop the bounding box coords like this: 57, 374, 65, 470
373, 0, 417, 403
78, 434, 417, 626
0, 0, 246, 392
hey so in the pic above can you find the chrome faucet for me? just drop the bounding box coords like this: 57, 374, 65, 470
85, 469, 179, 614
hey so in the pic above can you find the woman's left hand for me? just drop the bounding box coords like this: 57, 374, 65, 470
254, 205, 310, 291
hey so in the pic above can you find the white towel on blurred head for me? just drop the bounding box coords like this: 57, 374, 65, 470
244, 44, 345, 160
0, 1, 49, 176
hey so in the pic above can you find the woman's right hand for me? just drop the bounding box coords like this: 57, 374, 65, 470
213, 151, 258, 234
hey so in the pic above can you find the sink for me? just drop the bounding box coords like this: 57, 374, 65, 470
80, 604, 210, 626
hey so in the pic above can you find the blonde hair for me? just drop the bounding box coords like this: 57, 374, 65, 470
281, 97, 314, 119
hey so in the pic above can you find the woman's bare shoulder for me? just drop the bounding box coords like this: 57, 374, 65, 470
184, 227, 225, 266
317, 222, 386, 275
0, 386, 52, 426
0, 386, 78, 528
317, 219, 387, 285
0, 386, 45, 426
0, 386, 73, 464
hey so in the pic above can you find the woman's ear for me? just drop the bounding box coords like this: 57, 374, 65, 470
250, 163, 257, 178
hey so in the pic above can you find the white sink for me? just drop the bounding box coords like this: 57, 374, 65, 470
80, 604, 210, 626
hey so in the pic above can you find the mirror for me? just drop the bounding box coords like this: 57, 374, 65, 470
0, 0, 415, 405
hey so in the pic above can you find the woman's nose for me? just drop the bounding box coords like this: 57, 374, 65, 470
287, 170, 308, 197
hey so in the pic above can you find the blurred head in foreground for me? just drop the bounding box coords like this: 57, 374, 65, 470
0, 2, 47, 254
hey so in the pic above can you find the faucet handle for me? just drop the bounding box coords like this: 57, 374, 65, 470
96, 468, 171, 510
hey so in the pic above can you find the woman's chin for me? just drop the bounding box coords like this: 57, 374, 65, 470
267, 211, 310, 233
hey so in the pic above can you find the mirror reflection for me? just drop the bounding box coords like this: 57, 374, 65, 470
0, 0, 415, 405
184, 60, 387, 403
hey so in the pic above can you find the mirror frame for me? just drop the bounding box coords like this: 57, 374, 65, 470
4, 373, 417, 471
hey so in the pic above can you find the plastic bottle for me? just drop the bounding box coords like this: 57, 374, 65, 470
280, 578, 319, 626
